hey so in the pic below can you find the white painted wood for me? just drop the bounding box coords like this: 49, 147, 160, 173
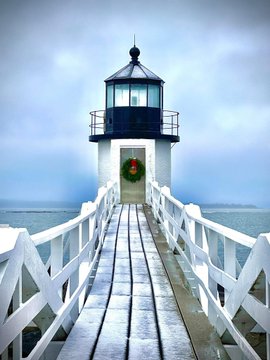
207, 229, 219, 326
0, 181, 117, 359
98, 139, 111, 188
51, 235, 63, 297
224, 237, 236, 302
0, 233, 24, 325
13, 276, 22, 360
1, 179, 269, 360
69, 227, 80, 321
99, 138, 171, 204
267, 279, 270, 359
81, 219, 89, 247
155, 139, 171, 187
148, 181, 270, 360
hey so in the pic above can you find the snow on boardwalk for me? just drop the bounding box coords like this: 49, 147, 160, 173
58, 204, 195, 360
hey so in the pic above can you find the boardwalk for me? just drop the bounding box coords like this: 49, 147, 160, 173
1, 181, 268, 359
58, 204, 195, 359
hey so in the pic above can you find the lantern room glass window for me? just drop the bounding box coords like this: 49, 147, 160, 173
106, 84, 114, 108
148, 85, 160, 108
115, 84, 129, 106
131, 84, 147, 107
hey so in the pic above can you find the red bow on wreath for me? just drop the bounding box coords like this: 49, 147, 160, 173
129, 158, 138, 175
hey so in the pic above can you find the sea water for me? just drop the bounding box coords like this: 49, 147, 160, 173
0, 207, 269, 266
201, 208, 270, 238
0, 208, 79, 235
202, 208, 270, 266
0, 208, 79, 263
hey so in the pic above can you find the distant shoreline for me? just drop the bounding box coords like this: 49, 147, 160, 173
0, 199, 260, 210
200, 204, 257, 209
0, 199, 81, 210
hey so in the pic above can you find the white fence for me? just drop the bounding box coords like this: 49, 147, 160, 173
149, 181, 270, 360
0, 182, 117, 360
1, 179, 269, 360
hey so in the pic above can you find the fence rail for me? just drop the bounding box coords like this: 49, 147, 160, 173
161, 110, 179, 137
1, 180, 269, 360
0, 181, 117, 360
89, 109, 179, 137
89, 110, 105, 136
148, 181, 270, 360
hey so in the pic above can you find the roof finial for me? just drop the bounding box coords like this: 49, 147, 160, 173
129, 39, 140, 64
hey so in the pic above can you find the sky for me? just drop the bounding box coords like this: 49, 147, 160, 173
0, 0, 269, 207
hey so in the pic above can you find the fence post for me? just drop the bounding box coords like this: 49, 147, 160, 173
89, 208, 97, 262
161, 186, 174, 249
224, 236, 236, 302
69, 227, 80, 321
207, 229, 219, 326
78, 219, 90, 311
12, 276, 22, 360
185, 204, 209, 315
267, 278, 270, 359
81, 219, 89, 248
151, 182, 159, 220
51, 235, 64, 297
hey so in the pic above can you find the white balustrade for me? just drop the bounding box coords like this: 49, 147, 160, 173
0, 181, 117, 360
148, 181, 270, 360
1, 178, 269, 360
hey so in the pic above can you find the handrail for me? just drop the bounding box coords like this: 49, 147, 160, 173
186, 208, 255, 248
0, 181, 118, 359
89, 110, 105, 136
89, 109, 180, 137
31, 211, 95, 245
148, 180, 270, 360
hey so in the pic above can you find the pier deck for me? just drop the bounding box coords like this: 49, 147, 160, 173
58, 204, 195, 359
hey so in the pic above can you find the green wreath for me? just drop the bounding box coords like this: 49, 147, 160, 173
121, 157, 145, 183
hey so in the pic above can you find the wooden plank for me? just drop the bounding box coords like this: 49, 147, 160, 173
144, 204, 230, 360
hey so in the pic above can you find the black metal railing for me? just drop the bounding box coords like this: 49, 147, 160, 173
89, 109, 179, 138
89, 110, 106, 136
161, 110, 179, 137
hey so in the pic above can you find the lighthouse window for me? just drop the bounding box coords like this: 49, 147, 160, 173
130, 84, 147, 107
148, 85, 160, 108
106, 85, 114, 108
115, 84, 129, 106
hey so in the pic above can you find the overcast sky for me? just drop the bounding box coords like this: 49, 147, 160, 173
1, 0, 269, 207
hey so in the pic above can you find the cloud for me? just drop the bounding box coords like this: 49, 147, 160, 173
0, 0, 269, 206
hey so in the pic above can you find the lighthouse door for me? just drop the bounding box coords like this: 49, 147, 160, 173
120, 148, 145, 204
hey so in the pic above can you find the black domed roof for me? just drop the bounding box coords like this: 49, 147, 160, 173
105, 46, 163, 82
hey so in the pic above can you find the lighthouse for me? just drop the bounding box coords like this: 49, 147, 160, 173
89, 45, 179, 203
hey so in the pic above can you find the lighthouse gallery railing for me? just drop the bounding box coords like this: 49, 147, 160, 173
89, 109, 179, 137
0, 182, 117, 360
149, 181, 270, 360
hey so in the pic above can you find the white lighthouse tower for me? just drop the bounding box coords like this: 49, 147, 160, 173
89, 45, 179, 203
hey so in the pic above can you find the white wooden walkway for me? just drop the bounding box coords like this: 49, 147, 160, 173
57, 204, 196, 360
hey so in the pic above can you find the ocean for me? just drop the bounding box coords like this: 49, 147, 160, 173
0, 207, 269, 266
201, 208, 270, 238
202, 208, 270, 266
0, 208, 79, 235
0, 208, 80, 263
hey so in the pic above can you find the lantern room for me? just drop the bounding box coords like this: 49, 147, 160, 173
89, 46, 179, 143
89, 44, 180, 203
